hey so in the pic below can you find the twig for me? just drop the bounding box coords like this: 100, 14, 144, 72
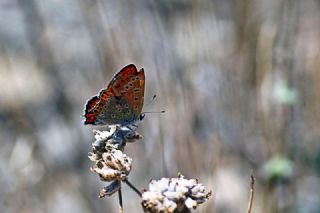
118, 186, 123, 213
247, 174, 255, 213
123, 179, 142, 197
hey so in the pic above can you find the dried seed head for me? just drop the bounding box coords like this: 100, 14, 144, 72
141, 174, 212, 213
90, 149, 132, 182
89, 124, 141, 197
102, 150, 132, 173
93, 125, 141, 150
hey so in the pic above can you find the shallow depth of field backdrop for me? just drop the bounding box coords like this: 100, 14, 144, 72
1, 0, 320, 212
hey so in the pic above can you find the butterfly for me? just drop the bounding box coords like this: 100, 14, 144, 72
83, 64, 145, 126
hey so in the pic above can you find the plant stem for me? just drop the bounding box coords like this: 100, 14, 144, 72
118, 185, 123, 213
247, 174, 255, 213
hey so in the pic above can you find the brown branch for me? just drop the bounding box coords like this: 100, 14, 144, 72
247, 174, 255, 213
123, 179, 142, 197
118, 186, 123, 213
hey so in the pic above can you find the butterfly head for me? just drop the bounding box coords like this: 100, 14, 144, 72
139, 113, 146, 121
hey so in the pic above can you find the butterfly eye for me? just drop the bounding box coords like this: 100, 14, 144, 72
117, 108, 122, 112
134, 97, 139, 101
121, 91, 126, 95
135, 76, 140, 80
129, 83, 133, 87
124, 85, 129, 90
111, 114, 115, 118
124, 104, 129, 108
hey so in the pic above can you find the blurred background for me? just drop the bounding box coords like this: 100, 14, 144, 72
1, 0, 320, 212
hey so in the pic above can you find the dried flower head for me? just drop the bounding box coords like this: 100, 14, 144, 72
93, 125, 142, 150
90, 148, 132, 182
141, 174, 212, 213
88, 125, 142, 197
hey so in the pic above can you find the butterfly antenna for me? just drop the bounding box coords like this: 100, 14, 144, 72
144, 94, 157, 107
139, 110, 165, 121
140, 95, 165, 121
142, 110, 166, 114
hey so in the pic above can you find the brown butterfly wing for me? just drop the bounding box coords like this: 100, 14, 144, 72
83, 96, 100, 124
83, 64, 145, 125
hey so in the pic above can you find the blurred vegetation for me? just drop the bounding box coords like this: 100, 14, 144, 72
1, 0, 320, 212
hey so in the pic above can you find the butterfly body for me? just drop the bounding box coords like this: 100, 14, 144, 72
84, 64, 145, 126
